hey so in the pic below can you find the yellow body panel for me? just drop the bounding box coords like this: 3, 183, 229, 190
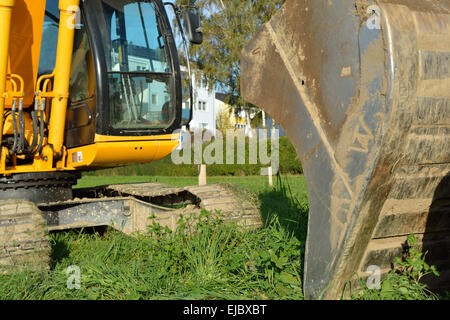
0, 0, 16, 144
1, 138, 179, 174
67, 140, 180, 169
6, 0, 46, 108
95, 133, 180, 143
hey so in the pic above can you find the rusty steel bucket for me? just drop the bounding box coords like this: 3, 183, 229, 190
241, 0, 450, 299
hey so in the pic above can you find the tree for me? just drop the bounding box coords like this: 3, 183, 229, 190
216, 107, 235, 131
176, 0, 285, 118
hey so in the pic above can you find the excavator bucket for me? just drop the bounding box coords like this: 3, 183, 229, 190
241, 0, 450, 299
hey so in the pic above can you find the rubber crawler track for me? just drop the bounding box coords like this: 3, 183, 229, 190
0, 200, 50, 272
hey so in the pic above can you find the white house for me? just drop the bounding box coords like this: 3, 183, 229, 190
181, 67, 216, 137
215, 93, 257, 138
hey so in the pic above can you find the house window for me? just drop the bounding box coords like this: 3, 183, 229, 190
197, 101, 207, 111
198, 78, 205, 88
152, 94, 157, 105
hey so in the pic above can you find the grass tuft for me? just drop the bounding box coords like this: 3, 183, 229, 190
350, 234, 441, 300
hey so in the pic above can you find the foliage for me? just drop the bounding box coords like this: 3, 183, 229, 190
176, 0, 285, 113
84, 136, 302, 177
216, 108, 235, 131
278, 137, 302, 176
351, 234, 441, 300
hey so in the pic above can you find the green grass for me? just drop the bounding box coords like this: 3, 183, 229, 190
0, 175, 445, 300
350, 234, 442, 300
76, 174, 308, 198
0, 175, 308, 300
0, 220, 303, 300
83, 136, 303, 177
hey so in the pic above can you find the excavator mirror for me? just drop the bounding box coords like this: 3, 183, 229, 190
183, 8, 203, 45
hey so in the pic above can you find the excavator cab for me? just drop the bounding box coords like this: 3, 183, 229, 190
0, 0, 260, 276
42, 0, 185, 144
39, 1, 176, 143
0, 0, 202, 203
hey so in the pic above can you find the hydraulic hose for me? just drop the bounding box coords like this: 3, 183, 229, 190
27, 99, 39, 154
9, 99, 17, 155
36, 100, 45, 155
17, 99, 25, 153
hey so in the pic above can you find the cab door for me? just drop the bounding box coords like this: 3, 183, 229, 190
65, 13, 96, 148
38, 0, 96, 148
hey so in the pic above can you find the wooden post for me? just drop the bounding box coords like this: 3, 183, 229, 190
199, 164, 207, 186
268, 166, 273, 187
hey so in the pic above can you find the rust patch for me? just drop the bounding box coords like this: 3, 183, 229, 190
354, 0, 373, 20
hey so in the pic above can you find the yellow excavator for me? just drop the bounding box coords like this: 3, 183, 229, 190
241, 0, 449, 299
1, 0, 449, 301
0, 0, 197, 197
0, 0, 262, 276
